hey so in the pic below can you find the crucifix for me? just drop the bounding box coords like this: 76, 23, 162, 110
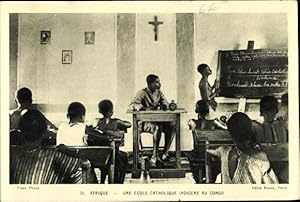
148, 16, 163, 41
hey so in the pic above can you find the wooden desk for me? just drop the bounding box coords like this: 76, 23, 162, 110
128, 109, 186, 178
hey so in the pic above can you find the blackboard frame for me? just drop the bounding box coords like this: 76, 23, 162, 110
216, 48, 288, 99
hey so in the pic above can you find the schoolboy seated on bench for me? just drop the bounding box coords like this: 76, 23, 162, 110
252, 95, 288, 143
88, 99, 131, 184
187, 100, 226, 183
252, 96, 288, 183
10, 110, 83, 184
208, 112, 279, 184
10, 87, 57, 145
57, 101, 112, 183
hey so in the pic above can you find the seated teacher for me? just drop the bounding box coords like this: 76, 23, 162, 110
128, 74, 176, 167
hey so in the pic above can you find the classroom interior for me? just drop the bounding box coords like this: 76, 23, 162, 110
9, 13, 288, 184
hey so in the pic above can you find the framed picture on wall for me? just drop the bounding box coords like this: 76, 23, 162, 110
85, 31, 95, 45
62, 50, 72, 64
40, 31, 51, 44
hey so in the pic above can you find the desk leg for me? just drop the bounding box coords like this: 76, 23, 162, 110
109, 141, 115, 183
205, 140, 209, 183
176, 114, 181, 169
132, 115, 140, 178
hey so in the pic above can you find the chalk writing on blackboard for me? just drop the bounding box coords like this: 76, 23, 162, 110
216, 48, 288, 98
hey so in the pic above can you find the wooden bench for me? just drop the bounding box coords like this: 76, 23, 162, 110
192, 129, 289, 183
68, 144, 116, 183
10, 144, 115, 184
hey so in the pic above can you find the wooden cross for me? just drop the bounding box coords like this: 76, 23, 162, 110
148, 16, 163, 41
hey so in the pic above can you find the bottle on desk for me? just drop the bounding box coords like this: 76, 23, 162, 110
169, 100, 177, 111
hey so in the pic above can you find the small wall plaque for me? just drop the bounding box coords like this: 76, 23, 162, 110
85, 31, 95, 45
41, 31, 51, 44
62, 50, 72, 64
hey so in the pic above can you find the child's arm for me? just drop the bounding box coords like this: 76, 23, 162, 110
104, 130, 124, 139
207, 146, 224, 159
85, 126, 113, 144
213, 119, 228, 130
56, 125, 63, 145
86, 125, 104, 136
207, 148, 219, 157
45, 117, 58, 130
209, 89, 219, 100
91, 124, 123, 140
187, 119, 197, 130
116, 119, 132, 131
211, 80, 217, 89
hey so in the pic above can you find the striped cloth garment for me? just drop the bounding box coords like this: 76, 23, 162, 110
215, 146, 279, 184
10, 146, 81, 184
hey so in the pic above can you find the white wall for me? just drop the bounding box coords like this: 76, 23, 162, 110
135, 14, 177, 149
136, 14, 177, 101
13, 13, 288, 151
18, 14, 116, 123
194, 13, 288, 120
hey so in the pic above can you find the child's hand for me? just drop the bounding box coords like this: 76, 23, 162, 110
207, 148, 219, 156
187, 119, 196, 130
215, 88, 220, 94
212, 80, 217, 88
210, 100, 217, 111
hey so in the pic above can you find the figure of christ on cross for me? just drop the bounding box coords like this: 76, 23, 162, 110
149, 16, 163, 41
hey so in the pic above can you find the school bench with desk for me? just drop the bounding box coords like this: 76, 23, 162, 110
191, 129, 288, 183
65, 145, 116, 183
10, 144, 116, 184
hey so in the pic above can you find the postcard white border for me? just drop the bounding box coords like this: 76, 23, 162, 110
1, 1, 299, 201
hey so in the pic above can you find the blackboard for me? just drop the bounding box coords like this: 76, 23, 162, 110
216, 48, 288, 98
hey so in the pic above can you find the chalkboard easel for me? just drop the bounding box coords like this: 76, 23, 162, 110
216, 42, 288, 112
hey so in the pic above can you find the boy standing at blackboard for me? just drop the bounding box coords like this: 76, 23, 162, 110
197, 64, 218, 111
